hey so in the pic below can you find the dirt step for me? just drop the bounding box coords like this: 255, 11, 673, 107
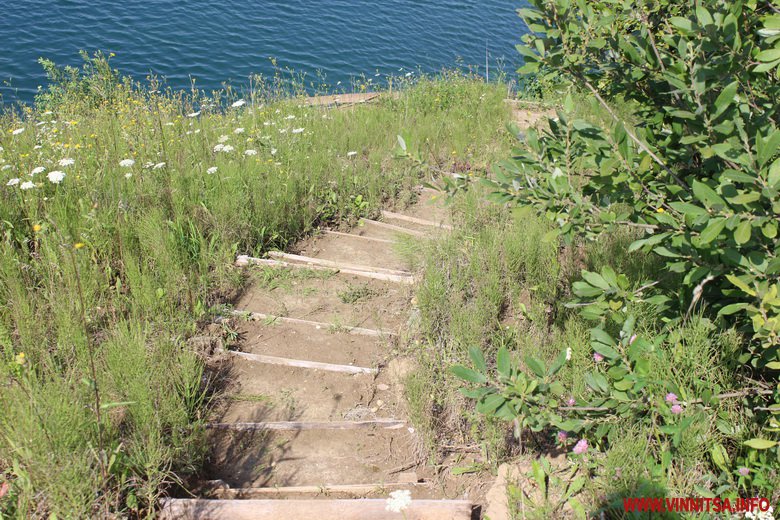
231, 318, 393, 367
234, 271, 411, 332
206, 428, 418, 488
296, 232, 409, 272
196, 476, 429, 499
380, 210, 453, 230
215, 360, 399, 423
161, 498, 473, 520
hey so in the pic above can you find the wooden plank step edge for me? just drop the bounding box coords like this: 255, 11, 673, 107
322, 229, 395, 244
359, 219, 427, 237
268, 251, 410, 276
160, 498, 473, 520
236, 255, 415, 284
380, 210, 453, 230
204, 481, 429, 498
229, 310, 397, 337
229, 351, 377, 375
206, 419, 406, 431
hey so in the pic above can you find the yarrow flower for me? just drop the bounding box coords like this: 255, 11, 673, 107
218, 135, 229, 143
670, 404, 683, 415
11, 128, 24, 135
665, 392, 678, 404
565, 347, 572, 361
20, 181, 35, 190
31, 166, 45, 175
593, 352, 604, 363
124, 173, 132, 179
213, 144, 225, 152
572, 439, 588, 455
119, 159, 135, 168
385, 489, 412, 513
244, 149, 258, 156
221, 145, 235, 153
271, 148, 277, 155
745, 505, 774, 520
207, 166, 218, 174
6, 178, 20, 186
47, 171, 66, 184
234, 127, 245, 134
231, 99, 246, 108
58, 158, 75, 167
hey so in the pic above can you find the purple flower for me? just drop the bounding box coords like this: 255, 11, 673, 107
738, 467, 750, 477
572, 439, 588, 455
557, 431, 568, 443
567, 397, 576, 406
670, 404, 683, 415
665, 392, 678, 404
593, 352, 604, 363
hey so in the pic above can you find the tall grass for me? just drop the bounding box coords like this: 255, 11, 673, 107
0, 55, 511, 518
404, 185, 752, 513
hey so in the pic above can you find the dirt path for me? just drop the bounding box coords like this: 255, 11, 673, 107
162, 190, 473, 519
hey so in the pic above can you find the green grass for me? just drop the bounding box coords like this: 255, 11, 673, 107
0, 58, 512, 517
404, 182, 757, 515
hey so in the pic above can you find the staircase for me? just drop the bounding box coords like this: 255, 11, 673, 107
161, 189, 473, 519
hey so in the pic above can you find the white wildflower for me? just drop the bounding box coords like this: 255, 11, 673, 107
58, 158, 75, 167
213, 144, 225, 152
34, 145, 42, 149
244, 149, 258, 156
566, 348, 572, 361
153, 162, 166, 170
279, 128, 287, 134
119, 159, 135, 168
207, 166, 218, 174
20, 181, 35, 190
47, 170, 66, 184
11, 128, 24, 135
292, 128, 304, 134
271, 148, 277, 156
234, 127, 245, 134
231, 99, 246, 108
1, 165, 11, 171
347, 151, 358, 157
263, 121, 271, 126
6, 178, 20, 186
218, 134, 229, 143
385, 490, 412, 513
187, 111, 201, 118
285, 115, 296, 120
31, 166, 45, 175
125, 173, 132, 179
194, 129, 201, 134
221, 145, 235, 153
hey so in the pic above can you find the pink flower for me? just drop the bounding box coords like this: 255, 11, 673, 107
629, 334, 637, 344
670, 404, 683, 415
567, 397, 576, 406
593, 352, 604, 362
557, 431, 568, 443
572, 439, 588, 455
665, 393, 678, 404
738, 467, 749, 477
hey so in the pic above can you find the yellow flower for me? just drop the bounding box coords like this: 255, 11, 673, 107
656, 207, 665, 213
32, 224, 42, 232
15, 352, 25, 365
74, 242, 85, 249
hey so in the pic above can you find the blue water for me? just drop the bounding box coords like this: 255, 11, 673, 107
0, 1, 527, 105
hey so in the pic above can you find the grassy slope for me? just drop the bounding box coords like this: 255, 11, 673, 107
402, 180, 762, 516
0, 73, 510, 518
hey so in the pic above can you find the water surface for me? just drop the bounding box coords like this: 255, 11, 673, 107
1, 0, 527, 105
